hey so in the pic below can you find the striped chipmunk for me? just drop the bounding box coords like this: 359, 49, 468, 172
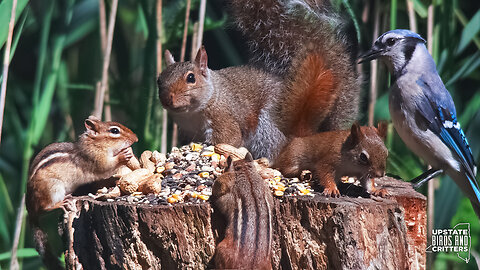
211, 153, 274, 270
26, 115, 138, 269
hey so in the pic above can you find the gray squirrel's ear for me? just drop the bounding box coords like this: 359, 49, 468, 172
376, 121, 388, 141
194, 46, 208, 76
165, 50, 175, 66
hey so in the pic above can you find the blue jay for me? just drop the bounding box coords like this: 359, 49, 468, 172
359, 29, 480, 218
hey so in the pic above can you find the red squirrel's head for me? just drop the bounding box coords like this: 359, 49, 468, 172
157, 46, 213, 113
342, 122, 388, 179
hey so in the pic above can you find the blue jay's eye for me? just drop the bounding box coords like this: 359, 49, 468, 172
386, 38, 396, 46
186, 73, 196, 84
109, 127, 120, 134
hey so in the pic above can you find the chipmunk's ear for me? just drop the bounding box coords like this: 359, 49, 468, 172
350, 122, 363, 145
164, 50, 175, 66
376, 121, 388, 141
194, 46, 208, 76
244, 152, 253, 162
85, 117, 100, 136
225, 156, 234, 172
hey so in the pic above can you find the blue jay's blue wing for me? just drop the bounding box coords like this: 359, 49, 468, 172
415, 77, 479, 197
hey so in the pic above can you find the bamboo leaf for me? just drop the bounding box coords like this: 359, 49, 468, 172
456, 9, 480, 55
0, 0, 28, 48
0, 248, 38, 261
410, 0, 428, 18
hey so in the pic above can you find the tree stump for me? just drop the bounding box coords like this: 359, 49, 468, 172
63, 177, 426, 269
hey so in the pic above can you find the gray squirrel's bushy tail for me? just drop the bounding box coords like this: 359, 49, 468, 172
229, 0, 361, 132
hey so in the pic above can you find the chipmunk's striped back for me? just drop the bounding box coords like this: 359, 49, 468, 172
212, 154, 274, 269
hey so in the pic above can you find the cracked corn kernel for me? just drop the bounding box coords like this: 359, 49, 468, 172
190, 143, 203, 152
211, 153, 221, 162
201, 151, 215, 157
172, 194, 179, 200
198, 194, 209, 200
274, 190, 284, 197
167, 197, 178, 204
156, 166, 165, 174
273, 176, 282, 182
299, 188, 311, 195
198, 172, 210, 178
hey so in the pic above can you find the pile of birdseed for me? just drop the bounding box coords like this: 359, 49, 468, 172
92, 143, 315, 206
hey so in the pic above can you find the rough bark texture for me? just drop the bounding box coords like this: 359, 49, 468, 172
63, 177, 426, 269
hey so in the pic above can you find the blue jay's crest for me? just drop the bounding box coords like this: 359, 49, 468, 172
379, 29, 426, 44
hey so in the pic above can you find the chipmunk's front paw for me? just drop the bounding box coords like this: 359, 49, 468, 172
371, 188, 389, 197
322, 186, 340, 197
118, 147, 134, 164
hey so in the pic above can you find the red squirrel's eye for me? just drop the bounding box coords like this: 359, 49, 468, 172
186, 73, 196, 84
359, 152, 369, 164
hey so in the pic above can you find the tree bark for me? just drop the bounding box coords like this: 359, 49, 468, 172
63, 177, 426, 269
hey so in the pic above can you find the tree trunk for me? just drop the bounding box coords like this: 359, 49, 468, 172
63, 177, 426, 269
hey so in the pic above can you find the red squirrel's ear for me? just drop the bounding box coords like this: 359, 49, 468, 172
350, 122, 363, 145
244, 152, 253, 162
164, 50, 175, 66
376, 121, 388, 141
195, 46, 208, 76
85, 116, 100, 136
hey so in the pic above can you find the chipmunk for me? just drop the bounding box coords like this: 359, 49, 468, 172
211, 153, 274, 270
157, 0, 360, 160
26, 115, 138, 269
274, 122, 389, 197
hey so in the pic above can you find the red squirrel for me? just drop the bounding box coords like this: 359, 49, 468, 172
274, 122, 389, 197
157, 0, 360, 160
211, 153, 274, 269
26, 116, 138, 269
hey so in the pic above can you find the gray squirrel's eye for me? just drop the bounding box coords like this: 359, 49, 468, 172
386, 38, 396, 46
186, 73, 196, 84
109, 127, 120, 134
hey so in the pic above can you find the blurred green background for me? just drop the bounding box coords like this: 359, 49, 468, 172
0, 0, 478, 269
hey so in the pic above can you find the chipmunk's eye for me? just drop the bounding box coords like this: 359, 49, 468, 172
359, 152, 369, 164
186, 73, 196, 84
386, 38, 396, 46
109, 127, 120, 134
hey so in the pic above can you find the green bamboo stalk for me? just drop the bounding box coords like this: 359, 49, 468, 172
0, 0, 18, 146
390, 0, 397, 29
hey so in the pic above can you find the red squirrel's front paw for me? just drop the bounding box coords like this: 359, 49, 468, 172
117, 147, 133, 163
371, 188, 389, 197
322, 186, 340, 197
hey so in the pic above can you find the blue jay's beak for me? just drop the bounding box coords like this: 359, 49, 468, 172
358, 47, 383, 64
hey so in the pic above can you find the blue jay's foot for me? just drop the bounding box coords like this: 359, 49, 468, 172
410, 168, 443, 189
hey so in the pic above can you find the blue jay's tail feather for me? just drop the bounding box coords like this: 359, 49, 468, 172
466, 173, 480, 219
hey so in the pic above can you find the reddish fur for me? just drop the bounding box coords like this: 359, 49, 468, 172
285, 53, 338, 137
